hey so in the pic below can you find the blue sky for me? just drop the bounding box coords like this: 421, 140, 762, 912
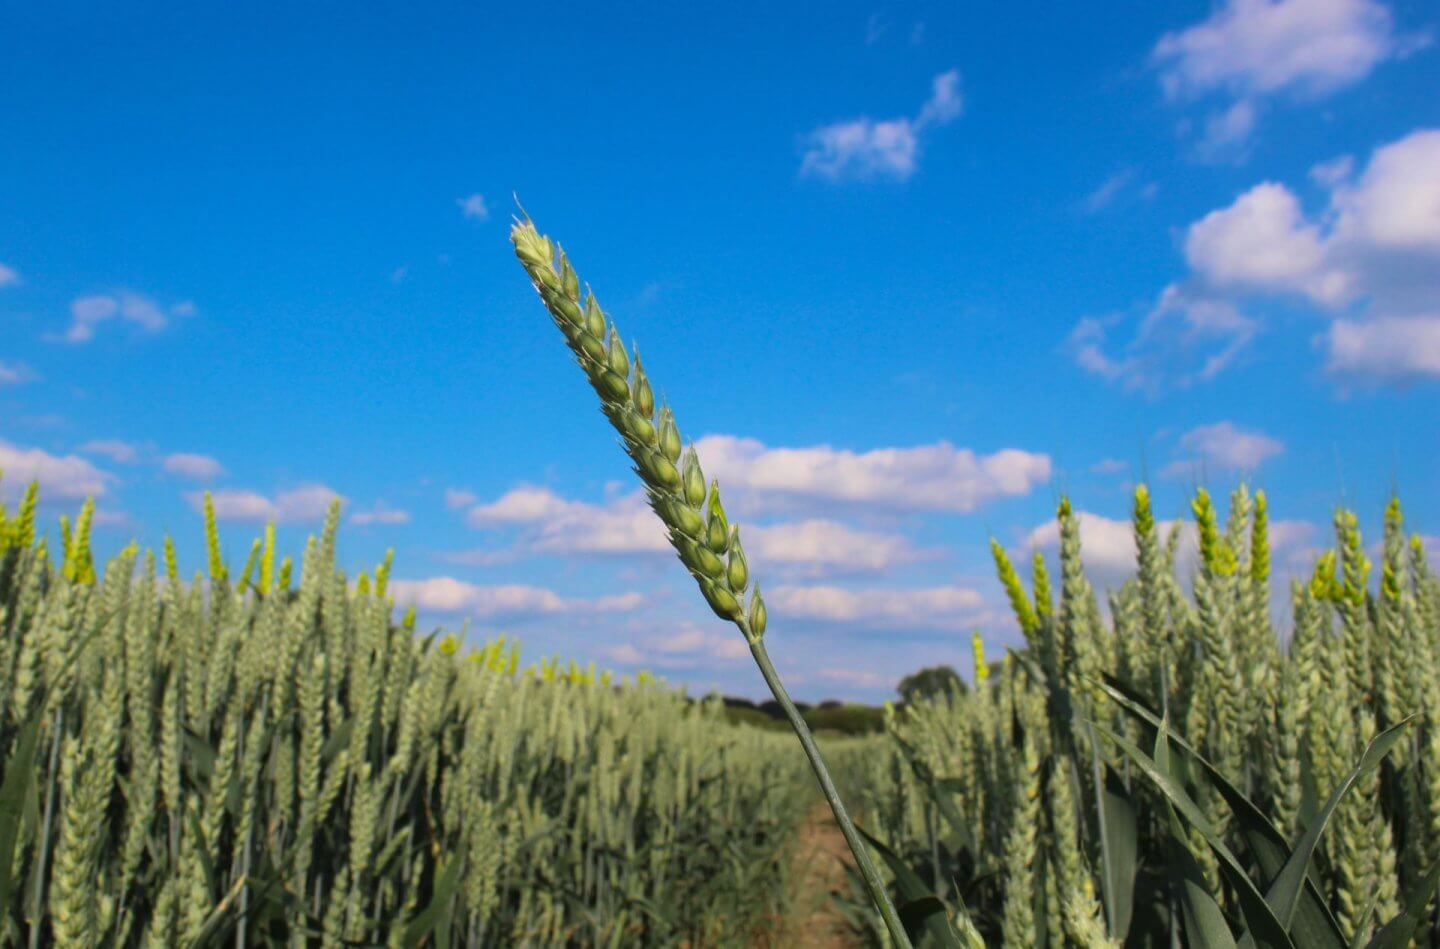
2, 0, 1437, 701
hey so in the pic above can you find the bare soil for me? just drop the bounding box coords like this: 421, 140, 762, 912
756, 803, 865, 948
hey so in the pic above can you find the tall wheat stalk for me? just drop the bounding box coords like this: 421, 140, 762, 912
510, 214, 914, 947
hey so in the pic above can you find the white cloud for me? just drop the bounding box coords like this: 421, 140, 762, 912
693, 434, 1051, 514
1325, 316, 1440, 381
1091, 458, 1130, 475
350, 501, 412, 526
1154, 0, 1413, 99
768, 583, 986, 631
602, 620, 750, 669
163, 452, 225, 480
0, 361, 35, 386
1069, 288, 1257, 393
0, 263, 18, 287
459, 484, 934, 577
1185, 182, 1347, 301
192, 484, 342, 524
1310, 154, 1355, 187
745, 519, 932, 576
0, 439, 113, 499
1330, 129, 1440, 255
80, 439, 140, 464
1078, 127, 1440, 389
444, 488, 478, 510
466, 486, 669, 555
388, 576, 643, 621
1083, 169, 1155, 213
1163, 422, 1285, 478
1152, 0, 1424, 153
604, 643, 645, 665
799, 70, 962, 182
457, 194, 489, 221
62, 292, 192, 343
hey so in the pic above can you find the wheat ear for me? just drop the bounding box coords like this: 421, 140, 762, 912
510, 214, 913, 947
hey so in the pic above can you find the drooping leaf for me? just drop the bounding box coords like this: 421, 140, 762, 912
858, 825, 967, 949
1092, 721, 1295, 949
0, 716, 42, 908
400, 839, 468, 948
1267, 719, 1412, 929
1364, 860, 1440, 949
1097, 676, 1346, 949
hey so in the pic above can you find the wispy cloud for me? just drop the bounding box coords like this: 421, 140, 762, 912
0, 361, 35, 387
444, 488, 478, 510
0, 263, 19, 288
350, 500, 412, 526
80, 439, 141, 464
603, 620, 749, 669
457, 193, 489, 221
163, 452, 225, 480
799, 70, 963, 182
60, 292, 193, 344
1082, 168, 1154, 213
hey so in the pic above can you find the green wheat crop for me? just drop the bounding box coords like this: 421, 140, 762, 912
846, 486, 1440, 947
0, 479, 808, 946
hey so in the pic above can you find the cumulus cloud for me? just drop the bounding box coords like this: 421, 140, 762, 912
1184, 182, 1348, 301
192, 484, 341, 523
0, 439, 113, 499
467, 487, 669, 556
1325, 316, 1440, 382
693, 435, 1051, 514
768, 583, 988, 632
1163, 422, 1285, 478
61, 292, 192, 343
456, 485, 932, 577
457, 194, 489, 221
1075, 128, 1440, 388
799, 70, 962, 182
388, 576, 643, 621
163, 452, 225, 480
350, 501, 412, 526
744, 519, 933, 577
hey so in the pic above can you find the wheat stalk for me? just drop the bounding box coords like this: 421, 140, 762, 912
509, 213, 913, 947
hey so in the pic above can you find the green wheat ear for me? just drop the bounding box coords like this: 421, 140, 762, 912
510, 212, 913, 947
509, 215, 762, 635
202, 490, 227, 583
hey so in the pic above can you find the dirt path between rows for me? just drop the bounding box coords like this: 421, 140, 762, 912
760, 802, 865, 948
